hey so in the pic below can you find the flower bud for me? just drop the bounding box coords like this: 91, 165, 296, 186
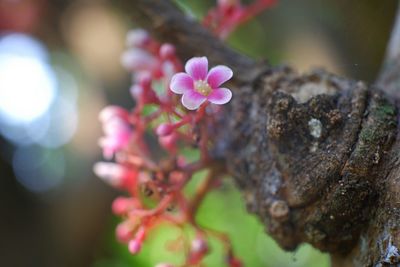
112, 197, 133, 215
159, 133, 177, 153
138, 72, 152, 89
93, 162, 137, 188
191, 237, 208, 255
99, 106, 130, 123
188, 236, 209, 264
121, 49, 157, 73
130, 84, 143, 100
126, 29, 151, 48
128, 239, 142, 254
102, 117, 131, 137
156, 123, 174, 137
159, 43, 175, 60
128, 227, 146, 254
116, 222, 133, 243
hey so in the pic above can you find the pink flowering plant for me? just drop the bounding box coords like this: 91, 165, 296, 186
95, 29, 241, 267
203, 0, 276, 39
94, 2, 275, 266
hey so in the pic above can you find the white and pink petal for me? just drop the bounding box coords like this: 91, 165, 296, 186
181, 90, 207, 110
170, 73, 194, 94
207, 88, 232, 105
185, 57, 208, 81
206, 65, 233, 88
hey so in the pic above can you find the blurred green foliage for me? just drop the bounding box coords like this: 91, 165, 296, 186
94, 178, 330, 267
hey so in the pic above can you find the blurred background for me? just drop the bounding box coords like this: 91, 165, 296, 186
0, 0, 397, 266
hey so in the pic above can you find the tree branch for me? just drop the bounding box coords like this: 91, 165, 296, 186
129, 0, 266, 84
344, 1, 400, 266
129, 1, 400, 266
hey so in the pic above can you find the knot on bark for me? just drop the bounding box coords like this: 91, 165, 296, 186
224, 67, 397, 253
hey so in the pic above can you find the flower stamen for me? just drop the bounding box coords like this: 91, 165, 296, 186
194, 80, 212, 96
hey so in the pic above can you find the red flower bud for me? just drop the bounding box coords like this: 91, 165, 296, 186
156, 123, 174, 137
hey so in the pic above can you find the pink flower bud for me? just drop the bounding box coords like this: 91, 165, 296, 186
112, 197, 133, 215
138, 72, 152, 89
99, 132, 130, 159
159, 43, 175, 60
102, 117, 131, 137
116, 222, 133, 243
99, 106, 130, 123
130, 84, 143, 100
128, 239, 142, 254
121, 49, 157, 73
159, 133, 177, 153
126, 29, 151, 48
188, 237, 209, 264
177, 156, 187, 168
98, 106, 132, 159
93, 162, 137, 188
156, 123, 174, 137
191, 237, 208, 255
128, 227, 146, 254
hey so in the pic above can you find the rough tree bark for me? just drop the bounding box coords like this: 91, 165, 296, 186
130, 1, 400, 266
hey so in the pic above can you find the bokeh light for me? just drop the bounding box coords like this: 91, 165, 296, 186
0, 33, 56, 124
0, 33, 78, 192
12, 146, 65, 193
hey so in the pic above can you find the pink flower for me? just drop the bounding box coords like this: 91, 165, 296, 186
170, 57, 233, 110
93, 162, 137, 188
98, 106, 131, 159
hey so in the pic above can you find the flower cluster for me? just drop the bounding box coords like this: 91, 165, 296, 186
94, 1, 276, 265
203, 0, 277, 39
94, 29, 240, 267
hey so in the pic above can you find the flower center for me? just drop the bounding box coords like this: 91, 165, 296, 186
194, 80, 212, 96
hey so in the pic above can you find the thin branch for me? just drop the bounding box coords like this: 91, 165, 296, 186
129, 0, 267, 84
382, 3, 400, 64
377, 1, 400, 100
